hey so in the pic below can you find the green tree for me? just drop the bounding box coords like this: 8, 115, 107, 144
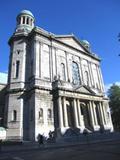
108, 84, 120, 131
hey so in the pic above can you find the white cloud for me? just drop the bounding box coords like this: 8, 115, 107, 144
0, 72, 8, 84
105, 81, 120, 94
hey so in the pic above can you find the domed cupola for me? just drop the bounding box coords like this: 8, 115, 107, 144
81, 40, 91, 51
16, 10, 35, 33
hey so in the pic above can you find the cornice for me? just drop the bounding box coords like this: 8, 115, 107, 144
29, 27, 101, 61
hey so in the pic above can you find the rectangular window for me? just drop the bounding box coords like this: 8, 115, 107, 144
12, 110, 17, 121
15, 60, 20, 78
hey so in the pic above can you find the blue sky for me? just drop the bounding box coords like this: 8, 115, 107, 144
0, 0, 120, 87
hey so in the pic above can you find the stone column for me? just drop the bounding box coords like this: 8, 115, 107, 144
58, 97, 64, 128
31, 19, 34, 27
92, 101, 98, 125
102, 102, 107, 125
88, 101, 95, 128
25, 16, 27, 24
98, 102, 105, 125
21, 16, 23, 24
73, 99, 79, 127
63, 97, 68, 127
29, 18, 31, 26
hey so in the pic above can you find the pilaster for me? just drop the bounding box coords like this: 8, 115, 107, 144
33, 38, 40, 78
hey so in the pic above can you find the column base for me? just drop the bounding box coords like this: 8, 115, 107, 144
101, 125, 114, 132
78, 126, 86, 133
93, 125, 100, 131
56, 127, 69, 137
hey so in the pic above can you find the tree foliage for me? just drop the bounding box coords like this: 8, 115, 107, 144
108, 84, 120, 131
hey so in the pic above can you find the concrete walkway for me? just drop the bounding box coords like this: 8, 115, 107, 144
0, 140, 120, 160
1, 138, 120, 153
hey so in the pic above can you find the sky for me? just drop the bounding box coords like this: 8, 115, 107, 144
0, 0, 120, 89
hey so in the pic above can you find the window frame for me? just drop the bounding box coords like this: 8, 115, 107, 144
72, 61, 80, 85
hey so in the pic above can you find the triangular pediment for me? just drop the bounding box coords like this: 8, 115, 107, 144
55, 35, 88, 53
75, 85, 95, 95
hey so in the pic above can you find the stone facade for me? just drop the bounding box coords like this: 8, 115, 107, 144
4, 10, 113, 141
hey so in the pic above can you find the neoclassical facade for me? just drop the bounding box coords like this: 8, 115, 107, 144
4, 10, 113, 141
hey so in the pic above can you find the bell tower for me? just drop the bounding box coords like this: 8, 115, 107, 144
5, 10, 35, 140
16, 10, 35, 33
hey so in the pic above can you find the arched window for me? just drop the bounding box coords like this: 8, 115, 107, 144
47, 109, 52, 119
61, 63, 66, 81
72, 62, 80, 85
38, 108, 43, 119
84, 71, 89, 86
12, 110, 17, 121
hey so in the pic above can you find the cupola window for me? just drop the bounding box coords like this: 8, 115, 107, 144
23, 16, 25, 24
27, 17, 29, 25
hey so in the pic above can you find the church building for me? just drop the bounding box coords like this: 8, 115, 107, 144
4, 10, 113, 141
